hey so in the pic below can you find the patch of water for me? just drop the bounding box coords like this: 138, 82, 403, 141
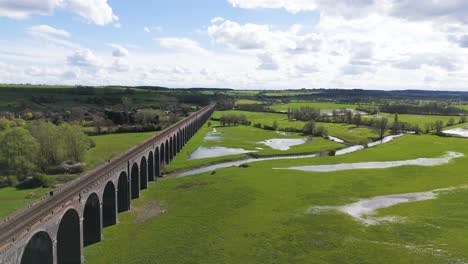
335, 145, 365, 155
177, 134, 409, 177
203, 128, 222, 142
189, 146, 255, 160
443, 127, 468, 137
259, 138, 308, 151
178, 153, 319, 177
367, 134, 405, 147
276, 151, 463, 172
327, 136, 345, 143
307, 186, 463, 225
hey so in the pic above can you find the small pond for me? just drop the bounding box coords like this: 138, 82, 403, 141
189, 146, 255, 160
258, 138, 308, 151
443, 127, 468, 138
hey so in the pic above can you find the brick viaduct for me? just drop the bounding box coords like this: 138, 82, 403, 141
0, 103, 216, 264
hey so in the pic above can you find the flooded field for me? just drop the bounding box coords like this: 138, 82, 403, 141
189, 146, 255, 160
258, 138, 308, 150
277, 152, 463, 172
307, 186, 463, 225
443, 127, 468, 137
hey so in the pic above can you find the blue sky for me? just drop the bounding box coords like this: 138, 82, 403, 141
0, 0, 468, 90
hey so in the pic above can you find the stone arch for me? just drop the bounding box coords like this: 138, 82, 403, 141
140, 156, 148, 190
57, 209, 81, 264
83, 193, 101, 246
169, 137, 174, 161
148, 151, 154, 181
103, 181, 116, 227
21, 231, 53, 264
165, 139, 169, 164
155, 147, 160, 177
117, 171, 130, 212
160, 142, 165, 166
131, 163, 139, 199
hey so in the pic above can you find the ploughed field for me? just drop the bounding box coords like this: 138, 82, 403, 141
83, 120, 468, 264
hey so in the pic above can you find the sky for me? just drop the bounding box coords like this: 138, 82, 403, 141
1, 0, 468, 90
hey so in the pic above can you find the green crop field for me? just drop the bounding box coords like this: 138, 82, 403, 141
213, 110, 381, 144
165, 121, 343, 172
84, 133, 468, 264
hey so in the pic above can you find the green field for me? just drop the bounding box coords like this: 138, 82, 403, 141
165, 122, 343, 172
85, 132, 157, 170
371, 113, 461, 128
270, 102, 361, 111
235, 99, 264, 105
84, 134, 468, 264
0, 187, 45, 219
213, 110, 380, 144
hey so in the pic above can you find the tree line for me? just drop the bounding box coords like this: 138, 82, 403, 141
0, 121, 90, 187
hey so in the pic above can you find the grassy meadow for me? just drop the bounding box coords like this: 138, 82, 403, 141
213, 110, 381, 144
269, 101, 361, 111
165, 121, 343, 172
84, 134, 468, 264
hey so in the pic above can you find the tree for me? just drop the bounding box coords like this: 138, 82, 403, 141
353, 113, 362, 127
373, 118, 388, 139
0, 127, 39, 180
391, 113, 400, 134
447, 118, 455, 127
303, 121, 316, 135
28, 121, 62, 171
434, 120, 444, 135
121, 96, 133, 112
459, 116, 467, 124
272, 120, 278, 130
60, 124, 90, 162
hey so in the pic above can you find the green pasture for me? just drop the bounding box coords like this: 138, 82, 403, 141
370, 113, 462, 128
165, 121, 343, 172
270, 102, 361, 111
213, 110, 380, 144
235, 99, 264, 105
85, 132, 157, 170
0, 187, 45, 219
84, 134, 468, 264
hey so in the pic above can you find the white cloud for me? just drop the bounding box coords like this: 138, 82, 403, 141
227, 0, 377, 17
158, 37, 207, 53
108, 43, 129, 57
0, 0, 118, 26
144, 26, 150, 33
27, 24, 79, 49
28, 24, 70, 37
256, 52, 279, 70
0, 0, 61, 19
67, 49, 101, 68
208, 19, 269, 50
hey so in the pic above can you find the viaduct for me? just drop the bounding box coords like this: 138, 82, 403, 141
0, 103, 216, 264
